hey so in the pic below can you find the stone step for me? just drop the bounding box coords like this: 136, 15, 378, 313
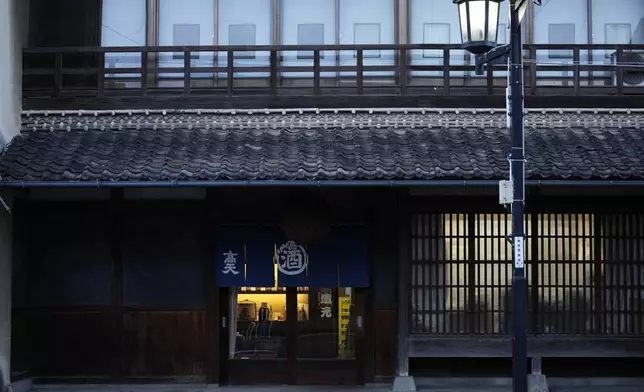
415, 377, 644, 392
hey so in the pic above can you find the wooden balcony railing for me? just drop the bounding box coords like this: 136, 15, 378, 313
22, 44, 644, 110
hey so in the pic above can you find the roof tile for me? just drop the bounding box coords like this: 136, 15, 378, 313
1, 125, 643, 182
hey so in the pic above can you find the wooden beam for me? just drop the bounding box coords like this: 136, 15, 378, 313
23, 94, 644, 111
409, 336, 644, 358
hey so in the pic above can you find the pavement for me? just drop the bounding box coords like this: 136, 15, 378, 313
12, 377, 644, 392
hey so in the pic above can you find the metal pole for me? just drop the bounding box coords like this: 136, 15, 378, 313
509, 1, 527, 392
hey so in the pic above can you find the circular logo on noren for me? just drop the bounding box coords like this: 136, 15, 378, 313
276, 240, 308, 275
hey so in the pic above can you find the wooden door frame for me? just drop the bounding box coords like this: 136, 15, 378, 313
220, 287, 368, 385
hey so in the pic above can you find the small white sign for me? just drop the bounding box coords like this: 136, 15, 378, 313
514, 236, 524, 269
499, 180, 513, 205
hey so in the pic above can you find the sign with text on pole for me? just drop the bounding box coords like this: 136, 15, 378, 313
514, 236, 524, 269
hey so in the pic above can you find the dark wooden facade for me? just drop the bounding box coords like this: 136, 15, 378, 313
10, 188, 401, 384
404, 194, 644, 377
10, 189, 644, 383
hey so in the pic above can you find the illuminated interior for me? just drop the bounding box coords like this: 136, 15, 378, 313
230, 259, 356, 359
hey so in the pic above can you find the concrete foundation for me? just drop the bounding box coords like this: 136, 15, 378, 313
528, 374, 549, 392
392, 376, 416, 392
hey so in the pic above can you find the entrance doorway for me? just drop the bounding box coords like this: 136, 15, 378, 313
219, 286, 366, 385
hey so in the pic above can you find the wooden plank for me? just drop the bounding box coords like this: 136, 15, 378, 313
227, 360, 289, 385
28, 310, 116, 377
295, 360, 360, 385
123, 310, 207, 377
373, 310, 397, 378
408, 336, 644, 358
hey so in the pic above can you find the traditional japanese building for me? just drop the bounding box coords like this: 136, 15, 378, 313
1, 0, 644, 391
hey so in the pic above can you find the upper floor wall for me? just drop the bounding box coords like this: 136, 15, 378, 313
22, 0, 644, 110
97, 0, 644, 52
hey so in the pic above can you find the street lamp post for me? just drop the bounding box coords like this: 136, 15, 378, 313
453, 1, 542, 392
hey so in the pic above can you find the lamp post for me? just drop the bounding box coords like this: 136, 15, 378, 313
453, 1, 541, 392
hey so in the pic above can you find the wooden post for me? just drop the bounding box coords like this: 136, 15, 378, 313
205, 190, 219, 383
227, 50, 234, 96
313, 49, 321, 95
442, 48, 450, 96
393, 189, 416, 392
109, 189, 124, 379
399, 48, 408, 96
97, 52, 105, 97
54, 52, 63, 97
573, 48, 580, 96
184, 50, 191, 95
270, 50, 278, 95
357, 49, 364, 95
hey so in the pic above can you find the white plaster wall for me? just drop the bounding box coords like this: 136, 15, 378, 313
0, 0, 29, 150
591, 0, 644, 44
0, 0, 24, 382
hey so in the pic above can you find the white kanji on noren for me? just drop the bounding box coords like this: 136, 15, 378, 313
320, 306, 332, 318
222, 251, 240, 275
319, 292, 333, 306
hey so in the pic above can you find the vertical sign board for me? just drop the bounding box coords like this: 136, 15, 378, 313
514, 236, 524, 269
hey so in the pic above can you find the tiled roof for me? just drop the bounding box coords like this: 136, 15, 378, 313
0, 115, 642, 181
